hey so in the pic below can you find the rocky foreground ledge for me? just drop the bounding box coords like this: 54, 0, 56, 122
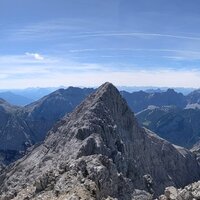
159, 181, 200, 200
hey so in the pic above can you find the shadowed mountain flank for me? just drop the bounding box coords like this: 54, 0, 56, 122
0, 87, 94, 165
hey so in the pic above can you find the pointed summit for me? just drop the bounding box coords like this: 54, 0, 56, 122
95, 82, 118, 96
83, 82, 121, 104
70, 82, 133, 124
91, 82, 127, 111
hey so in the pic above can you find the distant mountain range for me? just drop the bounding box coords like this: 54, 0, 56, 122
134, 89, 200, 148
122, 88, 187, 112
0, 86, 197, 106
0, 92, 33, 106
10, 87, 57, 101
117, 86, 196, 95
0, 87, 59, 106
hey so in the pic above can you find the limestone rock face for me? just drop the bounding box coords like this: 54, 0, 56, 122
191, 142, 200, 163
0, 83, 199, 200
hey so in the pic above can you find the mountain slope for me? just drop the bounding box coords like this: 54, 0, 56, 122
0, 83, 199, 200
0, 87, 94, 165
0, 99, 28, 165
23, 87, 95, 142
136, 106, 200, 148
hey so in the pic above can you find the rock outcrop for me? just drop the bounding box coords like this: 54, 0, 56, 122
191, 142, 200, 163
0, 83, 199, 200
159, 181, 200, 200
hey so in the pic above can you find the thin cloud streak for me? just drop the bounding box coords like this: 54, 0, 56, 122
3, 19, 91, 41
71, 32, 200, 41
68, 48, 200, 61
68, 48, 200, 54
3, 18, 200, 42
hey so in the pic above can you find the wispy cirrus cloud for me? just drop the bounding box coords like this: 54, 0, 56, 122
3, 19, 91, 41
68, 48, 200, 53
3, 17, 200, 43
68, 48, 200, 62
70, 31, 200, 41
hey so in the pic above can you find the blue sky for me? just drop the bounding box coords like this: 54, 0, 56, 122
1, 0, 200, 88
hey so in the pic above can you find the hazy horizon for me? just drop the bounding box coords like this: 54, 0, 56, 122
0, 84, 197, 92
1, 0, 200, 88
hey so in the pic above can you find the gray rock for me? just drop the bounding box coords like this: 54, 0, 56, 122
164, 186, 178, 200
160, 181, 200, 200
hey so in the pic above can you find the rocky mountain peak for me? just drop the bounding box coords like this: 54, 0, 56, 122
0, 83, 199, 200
85, 82, 119, 103
166, 88, 178, 95
83, 82, 131, 118
62, 82, 137, 143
